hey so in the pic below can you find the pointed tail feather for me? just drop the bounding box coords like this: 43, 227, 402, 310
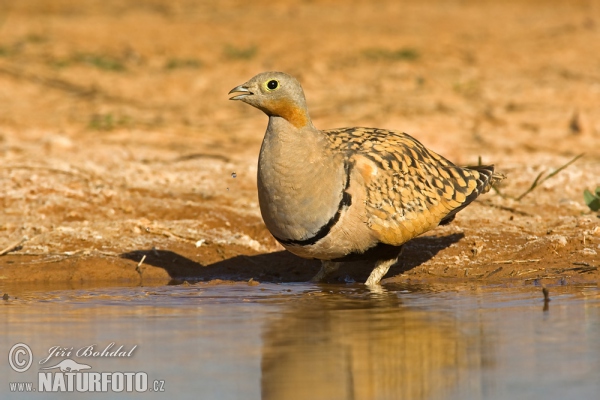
467, 164, 506, 195
438, 164, 505, 225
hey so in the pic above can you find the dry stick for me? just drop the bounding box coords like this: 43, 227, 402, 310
485, 266, 503, 278
555, 265, 598, 274
136, 255, 147, 269
19, 255, 73, 265
171, 153, 231, 164
515, 153, 584, 201
516, 268, 541, 276
524, 276, 561, 282
144, 225, 198, 244
0, 236, 28, 256
136, 255, 147, 284
573, 261, 591, 267
491, 259, 540, 265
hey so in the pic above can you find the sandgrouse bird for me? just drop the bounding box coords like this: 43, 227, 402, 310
229, 72, 503, 286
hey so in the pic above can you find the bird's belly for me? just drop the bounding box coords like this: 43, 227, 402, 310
257, 162, 345, 243
258, 185, 338, 243
275, 199, 378, 261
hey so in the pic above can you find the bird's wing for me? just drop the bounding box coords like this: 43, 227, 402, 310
323, 127, 500, 246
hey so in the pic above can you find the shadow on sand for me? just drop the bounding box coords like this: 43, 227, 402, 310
121, 233, 464, 284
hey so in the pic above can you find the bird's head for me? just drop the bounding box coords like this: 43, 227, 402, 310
229, 71, 312, 129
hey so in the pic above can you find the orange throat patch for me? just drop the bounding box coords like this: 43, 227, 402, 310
267, 98, 309, 128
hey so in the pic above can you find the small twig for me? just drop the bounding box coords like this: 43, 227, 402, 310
96, 251, 120, 257
0, 236, 28, 256
573, 261, 591, 267
136, 255, 147, 269
515, 153, 584, 201
556, 265, 598, 274
171, 153, 230, 163
143, 225, 198, 243
18, 255, 73, 265
485, 266, 503, 278
574, 266, 598, 273
141, 153, 231, 165
136, 255, 147, 284
516, 268, 541, 276
491, 259, 540, 265
524, 276, 561, 282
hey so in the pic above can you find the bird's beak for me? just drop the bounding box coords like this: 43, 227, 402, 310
228, 85, 252, 101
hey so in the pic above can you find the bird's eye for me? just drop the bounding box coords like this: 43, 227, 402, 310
266, 80, 279, 90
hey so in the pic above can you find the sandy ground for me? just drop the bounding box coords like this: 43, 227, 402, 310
0, 0, 599, 287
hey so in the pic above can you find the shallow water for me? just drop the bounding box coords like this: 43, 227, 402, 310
1, 282, 599, 400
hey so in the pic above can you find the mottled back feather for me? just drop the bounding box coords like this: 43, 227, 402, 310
322, 127, 501, 246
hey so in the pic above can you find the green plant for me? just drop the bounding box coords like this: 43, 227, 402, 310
584, 186, 600, 211
362, 47, 420, 61
75, 53, 126, 72
515, 153, 583, 201
224, 44, 257, 60
25, 33, 46, 44
88, 113, 130, 131
48, 51, 128, 71
164, 58, 202, 70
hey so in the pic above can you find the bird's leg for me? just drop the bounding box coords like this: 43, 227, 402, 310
365, 245, 404, 286
365, 258, 398, 286
310, 260, 342, 283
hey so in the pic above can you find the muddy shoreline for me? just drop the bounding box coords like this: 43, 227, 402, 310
1, 0, 599, 288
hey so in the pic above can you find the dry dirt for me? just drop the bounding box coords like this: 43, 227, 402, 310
0, 0, 599, 288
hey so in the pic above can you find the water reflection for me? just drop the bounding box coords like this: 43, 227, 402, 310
261, 288, 481, 400
1, 283, 599, 400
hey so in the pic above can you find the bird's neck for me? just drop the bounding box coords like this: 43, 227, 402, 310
266, 104, 313, 130
262, 116, 325, 162
261, 94, 312, 129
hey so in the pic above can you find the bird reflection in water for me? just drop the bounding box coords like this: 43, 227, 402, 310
261, 286, 484, 400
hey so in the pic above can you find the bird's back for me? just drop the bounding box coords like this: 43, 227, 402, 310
321, 127, 502, 246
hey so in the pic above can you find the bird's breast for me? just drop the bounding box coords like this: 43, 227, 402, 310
256, 128, 347, 244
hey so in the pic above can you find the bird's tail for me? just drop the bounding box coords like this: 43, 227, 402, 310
438, 164, 505, 226
467, 164, 506, 195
